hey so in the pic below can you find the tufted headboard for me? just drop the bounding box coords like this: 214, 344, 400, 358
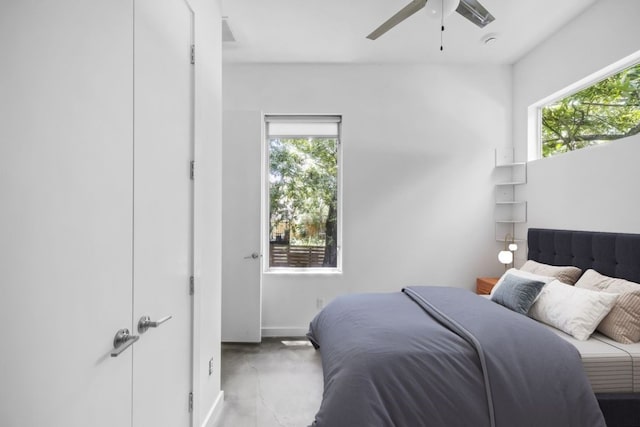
527, 228, 640, 283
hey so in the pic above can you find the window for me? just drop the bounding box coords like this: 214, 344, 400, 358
540, 62, 640, 158
265, 115, 342, 271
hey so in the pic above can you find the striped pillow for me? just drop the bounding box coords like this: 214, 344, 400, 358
520, 260, 582, 285
575, 269, 640, 344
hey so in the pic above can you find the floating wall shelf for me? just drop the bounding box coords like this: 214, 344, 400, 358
494, 148, 527, 242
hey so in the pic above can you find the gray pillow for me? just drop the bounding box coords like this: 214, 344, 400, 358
491, 273, 546, 315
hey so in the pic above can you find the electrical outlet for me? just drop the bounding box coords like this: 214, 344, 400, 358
208, 357, 214, 376
316, 298, 325, 309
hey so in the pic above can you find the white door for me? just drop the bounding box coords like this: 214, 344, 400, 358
222, 111, 263, 342
0, 1, 134, 426
132, 0, 194, 426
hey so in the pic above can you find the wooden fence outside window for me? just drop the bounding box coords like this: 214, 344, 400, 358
269, 243, 325, 268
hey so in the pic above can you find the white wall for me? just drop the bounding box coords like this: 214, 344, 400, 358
190, 0, 224, 426
513, 0, 640, 235
223, 63, 512, 334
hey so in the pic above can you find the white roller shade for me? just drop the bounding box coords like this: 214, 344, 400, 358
266, 115, 341, 138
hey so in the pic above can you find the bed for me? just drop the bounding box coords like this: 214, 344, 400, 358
527, 228, 640, 427
307, 228, 640, 427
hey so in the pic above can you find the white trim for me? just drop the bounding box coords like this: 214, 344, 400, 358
261, 327, 309, 337
202, 391, 224, 427
263, 268, 342, 276
265, 114, 342, 123
528, 49, 640, 161
180, 4, 198, 427
335, 118, 343, 272
526, 104, 539, 162
261, 112, 268, 277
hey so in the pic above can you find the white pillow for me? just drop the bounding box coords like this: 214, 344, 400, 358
490, 268, 555, 297
528, 280, 619, 340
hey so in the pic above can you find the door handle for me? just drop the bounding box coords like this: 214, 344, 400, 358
137, 315, 172, 334
111, 328, 139, 357
243, 252, 260, 259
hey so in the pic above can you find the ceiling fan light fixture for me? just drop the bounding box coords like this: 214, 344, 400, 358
426, 0, 460, 19
365, 0, 494, 41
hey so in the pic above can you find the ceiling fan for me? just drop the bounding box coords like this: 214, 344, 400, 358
367, 0, 495, 40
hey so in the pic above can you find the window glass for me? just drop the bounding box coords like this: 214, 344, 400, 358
265, 115, 341, 271
541, 62, 640, 158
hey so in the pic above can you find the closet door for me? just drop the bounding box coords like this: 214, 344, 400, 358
0, 1, 134, 426
132, 0, 194, 426
222, 110, 263, 343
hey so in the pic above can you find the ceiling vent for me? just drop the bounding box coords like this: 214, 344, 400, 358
222, 17, 236, 43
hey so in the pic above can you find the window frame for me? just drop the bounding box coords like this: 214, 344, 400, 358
528, 50, 640, 161
262, 114, 343, 275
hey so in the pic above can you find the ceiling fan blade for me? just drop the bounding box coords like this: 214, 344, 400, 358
456, 0, 495, 28
366, 0, 427, 40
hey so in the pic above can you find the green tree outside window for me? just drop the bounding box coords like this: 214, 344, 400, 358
541, 63, 640, 158
269, 137, 338, 267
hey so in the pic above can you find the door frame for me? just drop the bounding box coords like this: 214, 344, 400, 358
181, 1, 205, 425
182, 1, 197, 425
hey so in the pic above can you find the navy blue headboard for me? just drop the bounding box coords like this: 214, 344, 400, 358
527, 228, 640, 283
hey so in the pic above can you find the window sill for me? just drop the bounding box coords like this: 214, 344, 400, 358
264, 268, 342, 276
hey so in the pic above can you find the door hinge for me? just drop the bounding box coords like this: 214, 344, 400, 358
189, 276, 195, 295
190, 45, 195, 65
188, 391, 193, 412
190, 160, 194, 180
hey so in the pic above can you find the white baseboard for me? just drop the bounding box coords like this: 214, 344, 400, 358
202, 390, 224, 427
261, 327, 308, 337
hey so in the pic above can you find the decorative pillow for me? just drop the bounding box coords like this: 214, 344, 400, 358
528, 280, 619, 340
575, 269, 640, 343
490, 273, 546, 315
520, 260, 582, 285
490, 268, 554, 298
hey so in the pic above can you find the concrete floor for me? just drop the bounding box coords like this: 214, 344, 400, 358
215, 338, 324, 427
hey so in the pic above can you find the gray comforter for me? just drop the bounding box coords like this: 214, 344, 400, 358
307, 286, 605, 427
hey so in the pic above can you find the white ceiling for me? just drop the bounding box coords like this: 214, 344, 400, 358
221, 0, 597, 65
